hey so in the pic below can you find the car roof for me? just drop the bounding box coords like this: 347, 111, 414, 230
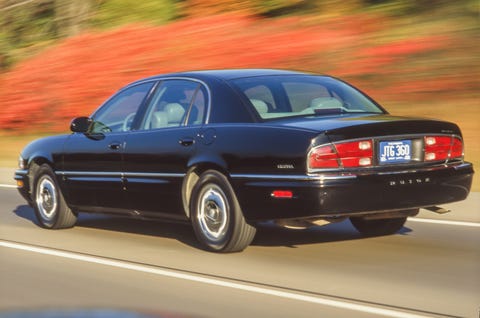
131, 69, 311, 86
173, 69, 308, 80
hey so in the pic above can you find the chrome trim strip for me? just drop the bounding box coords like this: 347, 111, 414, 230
123, 172, 185, 178
231, 162, 471, 181
56, 171, 122, 177
53, 162, 471, 182
375, 162, 470, 176
230, 174, 357, 181
15, 169, 28, 176
453, 162, 474, 171
56, 171, 185, 178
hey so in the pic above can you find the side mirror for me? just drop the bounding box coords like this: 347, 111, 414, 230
70, 117, 92, 133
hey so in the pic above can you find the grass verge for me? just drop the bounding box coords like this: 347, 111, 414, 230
0, 134, 46, 167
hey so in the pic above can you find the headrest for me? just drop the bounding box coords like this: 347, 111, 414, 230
310, 97, 342, 109
250, 99, 268, 114
164, 103, 185, 124
151, 111, 168, 129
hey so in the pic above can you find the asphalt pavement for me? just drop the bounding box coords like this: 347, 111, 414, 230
0, 167, 479, 317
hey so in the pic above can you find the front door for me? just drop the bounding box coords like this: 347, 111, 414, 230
62, 81, 155, 213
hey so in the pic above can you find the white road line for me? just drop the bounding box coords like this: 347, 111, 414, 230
0, 184, 16, 188
0, 240, 431, 318
408, 217, 480, 228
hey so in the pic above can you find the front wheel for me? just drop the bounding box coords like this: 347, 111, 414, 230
350, 216, 408, 237
33, 164, 77, 229
190, 170, 256, 253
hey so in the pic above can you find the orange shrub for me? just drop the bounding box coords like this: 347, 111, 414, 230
0, 13, 476, 133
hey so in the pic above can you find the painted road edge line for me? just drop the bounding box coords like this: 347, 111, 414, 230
0, 240, 432, 318
0, 184, 16, 188
408, 217, 480, 228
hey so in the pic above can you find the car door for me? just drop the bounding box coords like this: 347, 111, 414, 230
62, 81, 155, 213
123, 79, 208, 218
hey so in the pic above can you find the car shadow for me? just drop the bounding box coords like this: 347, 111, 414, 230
13, 205, 412, 250
253, 221, 359, 247
77, 213, 202, 249
13, 204, 202, 249
14, 204, 40, 225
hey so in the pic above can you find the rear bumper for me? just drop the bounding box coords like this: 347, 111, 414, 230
231, 162, 474, 221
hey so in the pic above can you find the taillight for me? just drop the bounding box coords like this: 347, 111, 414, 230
335, 140, 373, 167
450, 137, 463, 159
308, 145, 339, 169
308, 139, 373, 170
424, 136, 463, 161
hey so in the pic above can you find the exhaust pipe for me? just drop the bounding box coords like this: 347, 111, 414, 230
424, 206, 451, 214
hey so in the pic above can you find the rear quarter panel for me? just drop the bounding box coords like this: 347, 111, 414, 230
196, 124, 321, 175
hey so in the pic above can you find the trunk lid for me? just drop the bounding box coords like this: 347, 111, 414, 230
274, 114, 461, 141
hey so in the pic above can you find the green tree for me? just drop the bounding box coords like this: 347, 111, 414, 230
54, 0, 93, 37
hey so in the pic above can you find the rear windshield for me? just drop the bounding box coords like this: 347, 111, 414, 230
230, 75, 384, 120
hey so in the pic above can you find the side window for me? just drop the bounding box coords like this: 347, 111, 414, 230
141, 80, 204, 130
91, 82, 154, 133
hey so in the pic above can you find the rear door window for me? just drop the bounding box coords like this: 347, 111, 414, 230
140, 79, 207, 130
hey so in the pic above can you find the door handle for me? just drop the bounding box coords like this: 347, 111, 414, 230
108, 142, 122, 150
179, 138, 194, 147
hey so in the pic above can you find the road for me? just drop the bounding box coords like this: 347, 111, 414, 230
0, 168, 479, 318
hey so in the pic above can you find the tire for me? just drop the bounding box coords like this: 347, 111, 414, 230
190, 170, 256, 252
350, 216, 408, 237
33, 164, 77, 229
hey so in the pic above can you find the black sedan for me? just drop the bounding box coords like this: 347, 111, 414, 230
14, 69, 474, 252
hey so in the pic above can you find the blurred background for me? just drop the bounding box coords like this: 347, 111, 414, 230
0, 0, 478, 189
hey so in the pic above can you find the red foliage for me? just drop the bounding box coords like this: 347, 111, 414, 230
359, 37, 447, 57
0, 13, 473, 133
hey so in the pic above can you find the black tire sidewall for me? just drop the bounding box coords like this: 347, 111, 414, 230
350, 216, 407, 236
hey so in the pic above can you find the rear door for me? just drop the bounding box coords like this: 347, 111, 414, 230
123, 79, 208, 218
62, 81, 155, 213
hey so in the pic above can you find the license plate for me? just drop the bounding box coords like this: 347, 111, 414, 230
379, 140, 412, 164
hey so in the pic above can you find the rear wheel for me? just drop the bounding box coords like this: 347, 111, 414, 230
190, 170, 256, 253
33, 164, 77, 229
350, 215, 409, 236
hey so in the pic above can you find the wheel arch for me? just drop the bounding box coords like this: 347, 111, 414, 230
182, 160, 230, 219
27, 156, 56, 200
28, 154, 65, 200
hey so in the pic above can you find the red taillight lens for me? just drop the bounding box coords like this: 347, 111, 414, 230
335, 140, 373, 167
424, 136, 463, 161
271, 190, 293, 199
425, 136, 450, 161
308, 145, 339, 169
308, 139, 373, 170
450, 137, 463, 159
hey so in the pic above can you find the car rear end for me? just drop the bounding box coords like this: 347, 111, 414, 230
227, 72, 474, 222
301, 116, 473, 215
233, 116, 473, 222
